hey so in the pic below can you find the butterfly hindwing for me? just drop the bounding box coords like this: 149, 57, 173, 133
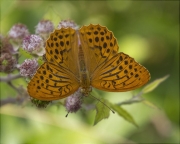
91, 52, 150, 92
27, 63, 79, 100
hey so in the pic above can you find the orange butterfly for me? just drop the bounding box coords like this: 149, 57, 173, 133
27, 24, 150, 100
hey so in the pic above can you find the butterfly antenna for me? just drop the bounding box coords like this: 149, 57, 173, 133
89, 94, 115, 114
65, 111, 70, 117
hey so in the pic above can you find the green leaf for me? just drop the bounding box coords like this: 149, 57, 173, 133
94, 99, 110, 125
143, 100, 160, 110
43, 7, 61, 26
37, 57, 44, 65
30, 98, 51, 108
110, 103, 138, 127
19, 48, 33, 59
142, 75, 169, 94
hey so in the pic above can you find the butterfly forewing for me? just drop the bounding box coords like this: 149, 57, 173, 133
79, 24, 119, 77
45, 27, 79, 77
27, 63, 79, 100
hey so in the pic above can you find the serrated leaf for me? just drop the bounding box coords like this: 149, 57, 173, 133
143, 100, 160, 110
142, 75, 169, 94
94, 99, 110, 125
110, 103, 138, 127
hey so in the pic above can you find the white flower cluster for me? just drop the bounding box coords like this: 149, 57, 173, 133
65, 88, 82, 113
19, 59, 39, 77
57, 20, 79, 30
23, 35, 44, 53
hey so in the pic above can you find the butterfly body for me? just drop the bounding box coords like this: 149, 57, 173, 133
78, 44, 91, 96
27, 24, 150, 100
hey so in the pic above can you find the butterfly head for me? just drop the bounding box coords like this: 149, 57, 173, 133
80, 86, 92, 97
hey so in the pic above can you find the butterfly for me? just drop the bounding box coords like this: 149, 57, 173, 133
27, 24, 150, 100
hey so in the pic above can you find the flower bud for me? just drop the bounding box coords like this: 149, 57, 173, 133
8, 23, 30, 51
57, 20, 79, 30
65, 88, 82, 113
19, 59, 38, 77
35, 20, 54, 40
0, 36, 16, 54
0, 53, 17, 73
22, 34, 45, 56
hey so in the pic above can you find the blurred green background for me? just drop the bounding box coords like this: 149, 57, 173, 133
0, 0, 179, 143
